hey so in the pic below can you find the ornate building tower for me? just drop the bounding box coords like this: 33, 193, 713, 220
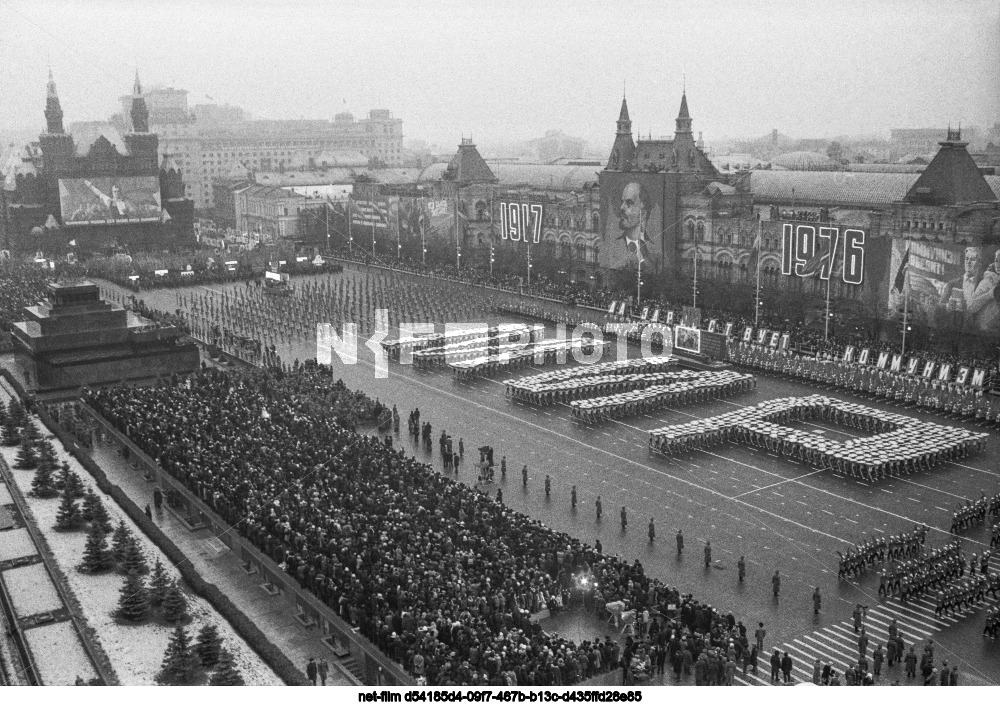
44, 69, 64, 134
124, 72, 158, 173
606, 95, 636, 171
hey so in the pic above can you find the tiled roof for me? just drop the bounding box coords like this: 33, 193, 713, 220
750, 169, 1000, 208
904, 141, 996, 205
750, 170, 919, 206
443, 143, 498, 184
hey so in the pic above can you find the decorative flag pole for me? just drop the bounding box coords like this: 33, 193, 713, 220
754, 218, 763, 328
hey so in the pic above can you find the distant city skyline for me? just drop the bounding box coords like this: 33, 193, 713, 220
1, 0, 997, 150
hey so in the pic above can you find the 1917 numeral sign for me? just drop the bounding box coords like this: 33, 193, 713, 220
500, 202, 543, 244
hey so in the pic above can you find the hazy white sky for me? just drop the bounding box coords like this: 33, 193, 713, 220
0, 0, 997, 148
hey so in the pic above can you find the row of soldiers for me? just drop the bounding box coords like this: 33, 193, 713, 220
877, 540, 962, 601
836, 525, 927, 578
949, 492, 998, 533
933, 573, 1000, 615
730, 342, 1000, 422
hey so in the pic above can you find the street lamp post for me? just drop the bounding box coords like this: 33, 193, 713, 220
637, 257, 642, 307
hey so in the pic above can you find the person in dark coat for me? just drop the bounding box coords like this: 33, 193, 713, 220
904, 646, 918, 678
153, 487, 163, 510
704, 541, 712, 567
821, 662, 831, 685
772, 570, 781, 597
306, 657, 318, 685
813, 587, 821, 615
780, 652, 793, 683
769, 649, 781, 682
676, 529, 684, 554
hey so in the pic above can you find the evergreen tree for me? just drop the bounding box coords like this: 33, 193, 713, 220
54, 487, 82, 531
63, 468, 85, 499
194, 623, 223, 668
81, 487, 99, 522
79, 522, 114, 574
154, 625, 198, 685
148, 559, 171, 608
111, 520, 133, 564
208, 650, 245, 686
36, 439, 59, 472
13, 437, 37, 469
0, 398, 7, 425
21, 419, 41, 444
1, 417, 19, 447
161, 580, 189, 624
30, 459, 58, 498
114, 570, 149, 623
120, 537, 148, 576
7, 399, 26, 428
90, 494, 113, 535
54, 461, 71, 490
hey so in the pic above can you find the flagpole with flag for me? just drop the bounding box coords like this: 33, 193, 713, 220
896, 245, 911, 356
824, 229, 836, 342
348, 195, 353, 253
753, 216, 763, 327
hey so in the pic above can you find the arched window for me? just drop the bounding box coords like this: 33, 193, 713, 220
591, 212, 600, 231
687, 221, 695, 240
696, 222, 705, 241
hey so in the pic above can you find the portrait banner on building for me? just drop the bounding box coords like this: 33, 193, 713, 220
887, 239, 1000, 335
598, 172, 664, 273
59, 176, 162, 226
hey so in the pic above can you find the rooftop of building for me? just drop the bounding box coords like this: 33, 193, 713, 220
749, 169, 1000, 207
417, 161, 600, 191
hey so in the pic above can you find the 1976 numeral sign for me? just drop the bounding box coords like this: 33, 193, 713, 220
781, 224, 865, 285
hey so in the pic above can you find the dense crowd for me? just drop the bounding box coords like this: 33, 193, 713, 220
86, 368, 756, 686
0, 261, 52, 331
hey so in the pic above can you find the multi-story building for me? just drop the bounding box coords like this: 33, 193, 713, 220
110, 87, 404, 211
234, 184, 327, 243
0, 72, 194, 253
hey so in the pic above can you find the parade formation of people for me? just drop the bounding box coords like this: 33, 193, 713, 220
649, 395, 987, 481
836, 525, 928, 579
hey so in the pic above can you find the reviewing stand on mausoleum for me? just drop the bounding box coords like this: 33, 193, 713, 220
7, 279, 199, 398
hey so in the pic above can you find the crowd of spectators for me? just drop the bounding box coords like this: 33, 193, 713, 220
86, 367, 752, 686
0, 261, 53, 331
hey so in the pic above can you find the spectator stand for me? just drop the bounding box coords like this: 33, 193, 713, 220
77, 401, 411, 687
